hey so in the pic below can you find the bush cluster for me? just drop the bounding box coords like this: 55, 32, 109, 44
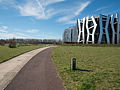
0, 40, 5, 46
8, 40, 16, 48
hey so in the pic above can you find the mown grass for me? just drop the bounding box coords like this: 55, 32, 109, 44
52, 45, 120, 90
0, 44, 47, 63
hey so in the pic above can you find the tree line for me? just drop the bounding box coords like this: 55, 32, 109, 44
0, 39, 62, 48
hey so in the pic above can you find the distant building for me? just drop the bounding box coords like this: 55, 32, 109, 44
63, 26, 78, 43
63, 14, 120, 44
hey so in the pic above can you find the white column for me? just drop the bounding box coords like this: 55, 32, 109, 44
86, 17, 89, 44
77, 19, 81, 43
86, 16, 97, 44
82, 18, 85, 44
91, 16, 97, 44
111, 15, 115, 44
77, 18, 85, 44
116, 14, 120, 44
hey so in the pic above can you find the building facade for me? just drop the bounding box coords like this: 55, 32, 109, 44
63, 14, 120, 44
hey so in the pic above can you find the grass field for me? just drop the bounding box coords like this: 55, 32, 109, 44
52, 45, 120, 90
0, 44, 47, 63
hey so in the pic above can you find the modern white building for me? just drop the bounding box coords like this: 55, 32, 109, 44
63, 14, 120, 44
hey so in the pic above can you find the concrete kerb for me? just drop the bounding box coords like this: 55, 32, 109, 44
0, 46, 56, 90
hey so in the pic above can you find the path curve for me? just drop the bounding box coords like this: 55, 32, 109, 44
5, 47, 65, 90
0, 46, 53, 90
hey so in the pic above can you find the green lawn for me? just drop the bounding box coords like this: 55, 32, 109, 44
52, 45, 120, 90
0, 44, 47, 63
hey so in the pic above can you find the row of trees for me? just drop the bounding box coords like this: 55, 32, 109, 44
0, 39, 62, 48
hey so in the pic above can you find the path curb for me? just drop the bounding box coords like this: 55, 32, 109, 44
0, 46, 54, 90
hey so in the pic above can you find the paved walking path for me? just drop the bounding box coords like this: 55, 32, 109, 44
4, 47, 65, 90
0, 46, 52, 90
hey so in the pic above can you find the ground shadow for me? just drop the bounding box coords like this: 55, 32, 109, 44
74, 68, 93, 72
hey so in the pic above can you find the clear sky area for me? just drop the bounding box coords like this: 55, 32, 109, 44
0, 0, 120, 39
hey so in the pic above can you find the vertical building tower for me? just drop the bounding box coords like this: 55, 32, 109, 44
63, 14, 120, 44
63, 26, 78, 43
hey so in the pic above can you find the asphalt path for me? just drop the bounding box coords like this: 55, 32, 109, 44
5, 47, 65, 90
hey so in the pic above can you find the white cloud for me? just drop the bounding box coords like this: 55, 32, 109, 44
0, 30, 7, 33
57, 1, 90, 24
66, 20, 76, 24
0, 25, 61, 39
18, 0, 90, 23
74, 1, 90, 16
0, 26, 8, 33
0, 32, 32, 39
0, 25, 34, 39
57, 15, 70, 22
0, 0, 16, 5
17, 0, 64, 19
25, 29, 39, 33
95, 7, 108, 12
43, 0, 64, 6
57, 16, 76, 24
0, 0, 91, 25
2, 26, 8, 30
36, 32, 61, 39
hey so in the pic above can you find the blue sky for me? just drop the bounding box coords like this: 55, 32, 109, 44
0, 0, 120, 39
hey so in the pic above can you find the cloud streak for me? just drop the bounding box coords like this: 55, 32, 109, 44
25, 29, 39, 33
17, 0, 64, 19
0, 0, 92, 28
0, 24, 61, 39
0, 25, 37, 39
0, 0, 91, 24
17, 0, 91, 24
57, 1, 91, 24
0, 26, 8, 33
0, 32, 32, 39
95, 7, 108, 12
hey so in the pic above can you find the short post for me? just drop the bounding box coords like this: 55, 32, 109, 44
71, 58, 76, 70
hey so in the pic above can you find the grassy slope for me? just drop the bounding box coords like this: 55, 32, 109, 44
52, 46, 120, 90
0, 44, 46, 63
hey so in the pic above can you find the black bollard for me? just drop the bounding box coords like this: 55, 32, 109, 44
71, 58, 76, 70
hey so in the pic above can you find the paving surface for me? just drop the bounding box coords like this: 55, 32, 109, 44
0, 46, 51, 90
5, 47, 65, 90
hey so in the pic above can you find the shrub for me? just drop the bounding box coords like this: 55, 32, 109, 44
8, 39, 16, 48
9, 43, 16, 48
0, 40, 5, 46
